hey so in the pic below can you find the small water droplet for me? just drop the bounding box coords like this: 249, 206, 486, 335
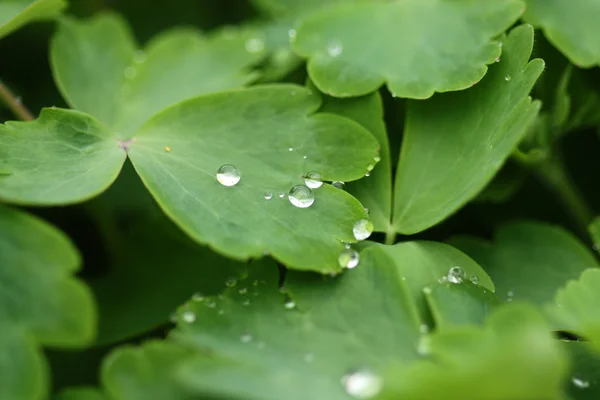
342, 369, 382, 399
284, 298, 296, 310
242, 299, 251, 306
288, 185, 315, 208
495, 56, 501, 63
205, 299, 216, 308
303, 155, 307, 159
245, 37, 265, 53
338, 248, 359, 269
181, 310, 196, 323
505, 74, 512, 81
423, 287, 432, 294
353, 219, 373, 241
470, 275, 479, 285
192, 292, 204, 301
365, 172, 370, 177
288, 29, 297, 41
240, 333, 253, 343
332, 181, 345, 190
364, 207, 369, 215
373, 155, 381, 163
366, 164, 374, 172
225, 277, 237, 287
304, 171, 323, 189
419, 324, 429, 334
417, 336, 431, 355
572, 377, 590, 389
304, 352, 315, 363
447, 266, 466, 284
264, 192, 273, 200
239, 288, 248, 295
327, 39, 343, 57
124, 67, 137, 79
216, 164, 241, 186
288, 147, 294, 152
278, 192, 285, 199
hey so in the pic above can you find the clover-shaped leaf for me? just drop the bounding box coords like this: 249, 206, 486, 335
0, 0, 65, 40
523, 0, 600, 68
0, 205, 96, 399
392, 25, 544, 234
293, 0, 524, 98
450, 220, 599, 306
379, 304, 569, 400
51, 12, 266, 137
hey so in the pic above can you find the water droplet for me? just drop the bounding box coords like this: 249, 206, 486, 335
417, 336, 431, 355
284, 298, 296, 310
288, 185, 315, 208
216, 164, 241, 186
205, 299, 216, 308
495, 56, 501, 63
423, 286, 432, 294
303, 155, 307, 159
470, 275, 479, 285
181, 310, 196, 323
366, 164, 374, 172
332, 181, 345, 190
353, 219, 373, 241
374, 155, 381, 163
288, 147, 294, 152
124, 67, 137, 79
245, 37, 265, 53
338, 248, 359, 269
278, 192, 285, 199
192, 292, 204, 302
419, 324, 429, 334
447, 266, 466, 284
342, 369, 382, 399
365, 172, 370, 177
264, 192, 273, 200
15, 96, 22, 104
240, 333, 253, 343
239, 288, 248, 295
304, 352, 315, 363
327, 39, 343, 57
572, 377, 590, 389
134, 50, 146, 63
505, 74, 512, 81
225, 277, 237, 287
364, 207, 369, 215
242, 299, 251, 306
304, 171, 323, 189
288, 29, 297, 41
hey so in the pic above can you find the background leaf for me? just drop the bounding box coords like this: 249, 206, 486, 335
0, 108, 126, 205
293, 0, 523, 98
392, 24, 544, 234
127, 85, 378, 272
523, 0, 600, 68
0, 0, 66, 40
51, 12, 265, 137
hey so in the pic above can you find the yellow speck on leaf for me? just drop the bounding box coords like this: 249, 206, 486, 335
165, 146, 171, 152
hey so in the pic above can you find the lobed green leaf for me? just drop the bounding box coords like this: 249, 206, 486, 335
0, 0, 65, 40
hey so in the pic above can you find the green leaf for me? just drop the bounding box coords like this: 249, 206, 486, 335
55, 387, 107, 400
102, 341, 196, 400
379, 304, 569, 400
450, 221, 599, 306
318, 90, 392, 233
523, 0, 600, 68
127, 85, 378, 272
563, 341, 600, 399
0, 0, 66, 40
292, 0, 524, 98
0, 205, 96, 399
168, 251, 421, 400
51, 12, 265, 137
367, 242, 494, 323
392, 24, 544, 234
589, 217, 600, 252
251, 0, 356, 18
425, 281, 501, 330
0, 108, 126, 205
549, 269, 600, 351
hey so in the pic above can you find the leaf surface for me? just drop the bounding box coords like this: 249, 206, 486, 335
127, 85, 378, 272
0, 0, 65, 40
293, 0, 524, 98
392, 24, 544, 234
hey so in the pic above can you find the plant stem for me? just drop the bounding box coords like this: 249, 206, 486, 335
384, 227, 397, 246
0, 79, 33, 121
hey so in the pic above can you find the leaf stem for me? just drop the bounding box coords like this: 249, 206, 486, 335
384, 227, 397, 246
0, 79, 34, 121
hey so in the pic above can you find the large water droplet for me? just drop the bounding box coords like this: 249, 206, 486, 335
304, 171, 323, 189
264, 192, 273, 200
339, 248, 359, 269
342, 369, 383, 399
216, 164, 241, 186
572, 377, 590, 389
327, 39, 343, 57
284, 298, 296, 310
181, 310, 196, 323
288, 185, 315, 208
240, 333, 253, 343
353, 219, 373, 241
447, 266, 465, 284
245, 37, 265, 53
332, 181, 345, 190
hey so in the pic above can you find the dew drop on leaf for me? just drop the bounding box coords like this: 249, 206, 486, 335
327, 39, 343, 57
238, 287, 248, 295
332, 181, 345, 190
288, 29, 297, 41
338, 248, 360, 269
505, 74, 512, 81
283, 298, 296, 310
245, 37, 265, 53
341, 368, 382, 399
373, 155, 381, 163
216, 164, 241, 186
181, 310, 196, 323
288, 185, 315, 208
572, 377, 590, 389
446, 266, 466, 284
240, 332, 253, 343
264, 192, 273, 200
366, 164, 374, 172
304, 171, 323, 189
353, 219, 373, 241
470, 274, 479, 285
278, 192, 285, 199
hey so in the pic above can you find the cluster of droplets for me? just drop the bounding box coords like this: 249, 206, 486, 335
437, 266, 479, 286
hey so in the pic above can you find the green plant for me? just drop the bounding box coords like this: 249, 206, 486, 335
1, 0, 600, 399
